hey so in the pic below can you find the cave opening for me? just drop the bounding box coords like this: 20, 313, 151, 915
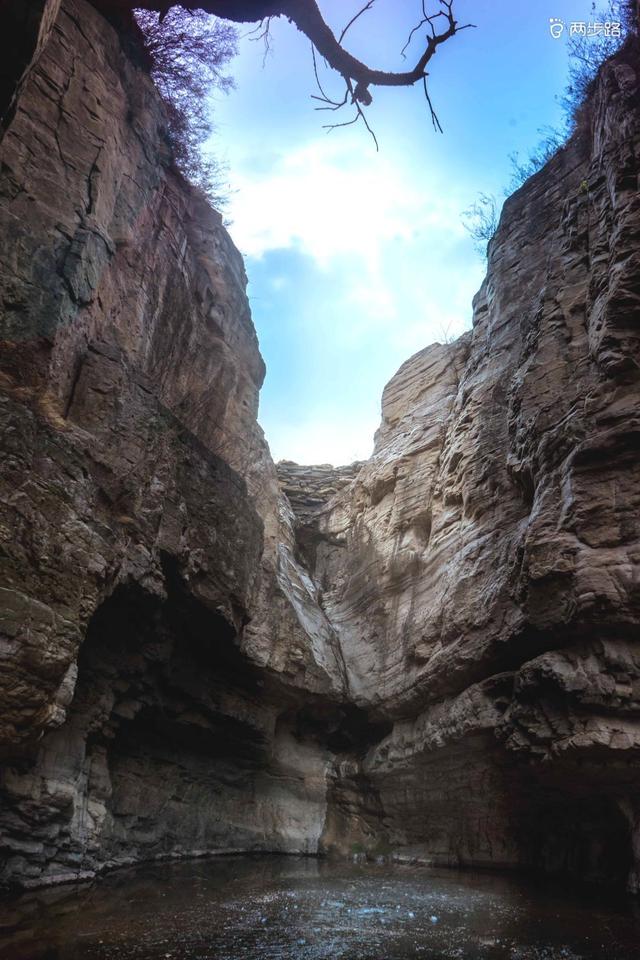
529, 793, 634, 889
0, 568, 285, 881
292, 702, 392, 756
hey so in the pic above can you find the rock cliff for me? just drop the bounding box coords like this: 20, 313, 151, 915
0, 0, 349, 887
0, 0, 639, 893
278, 41, 640, 890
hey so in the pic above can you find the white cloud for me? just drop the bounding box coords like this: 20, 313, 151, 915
226, 136, 470, 269
264, 411, 379, 466
218, 134, 485, 465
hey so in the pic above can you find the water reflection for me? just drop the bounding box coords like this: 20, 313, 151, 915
1, 856, 639, 959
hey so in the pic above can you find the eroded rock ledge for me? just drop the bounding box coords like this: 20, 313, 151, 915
0, 0, 639, 893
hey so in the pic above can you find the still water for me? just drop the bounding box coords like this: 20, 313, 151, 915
1, 856, 639, 960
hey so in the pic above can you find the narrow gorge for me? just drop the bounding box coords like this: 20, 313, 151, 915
1, 0, 639, 904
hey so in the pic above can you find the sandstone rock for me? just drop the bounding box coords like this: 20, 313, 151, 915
0, 0, 350, 886
280, 38, 640, 890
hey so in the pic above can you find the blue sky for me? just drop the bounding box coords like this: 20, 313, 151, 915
209, 0, 603, 464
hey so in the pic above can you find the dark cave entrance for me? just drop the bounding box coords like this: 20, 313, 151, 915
529, 792, 634, 889
289, 702, 392, 757
58, 563, 277, 865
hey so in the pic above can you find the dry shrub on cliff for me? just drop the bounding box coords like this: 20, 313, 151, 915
134, 6, 237, 207
511, 0, 637, 190
561, 0, 637, 125
507, 127, 566, 192
461, 193, 499, 260
464, 0, 637, 255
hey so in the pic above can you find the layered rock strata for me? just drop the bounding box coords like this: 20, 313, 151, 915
279, 41, 640, 891
0, 0, 351, 887
0, 0, 639, 895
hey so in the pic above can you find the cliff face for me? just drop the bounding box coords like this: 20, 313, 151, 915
0, 0, 349, 887
279, 46, 640, 889
0, 0, 639, 894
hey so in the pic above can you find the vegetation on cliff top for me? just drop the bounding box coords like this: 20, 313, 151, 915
134, 6, 237, 205
463, 0, 638, 259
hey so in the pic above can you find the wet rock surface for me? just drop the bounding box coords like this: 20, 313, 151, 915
1, 856, 640, 960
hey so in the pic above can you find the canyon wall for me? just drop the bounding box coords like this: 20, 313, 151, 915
279, 40, 640, 890
0, 0, 639, 893
0, 0, 349, 887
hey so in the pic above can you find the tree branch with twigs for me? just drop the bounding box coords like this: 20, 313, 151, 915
130, 0, 475, 202
307, 0, 474, 148
129, 0, 474, 146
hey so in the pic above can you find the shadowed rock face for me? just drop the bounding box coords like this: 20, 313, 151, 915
0, 0, 352, 886
1, 0, 639, 893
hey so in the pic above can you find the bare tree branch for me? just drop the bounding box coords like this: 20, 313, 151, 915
322, 76, 379, 151
246, 16, 274, 66
128, 0, 474, 108
423, 74, 442, 132
311, 43, 344, 107
339, 0, 376, 45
